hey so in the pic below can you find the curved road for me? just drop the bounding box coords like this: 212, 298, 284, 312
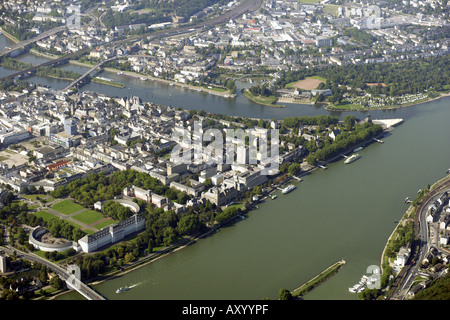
0, 244, 106, 300
388, 176, 450, 299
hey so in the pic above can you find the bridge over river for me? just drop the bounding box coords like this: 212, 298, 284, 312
0, 245, 106, 300
62, 56, 118, 91
0, 26, 66, 58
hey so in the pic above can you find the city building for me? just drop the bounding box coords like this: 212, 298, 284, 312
78, 214, 145, 253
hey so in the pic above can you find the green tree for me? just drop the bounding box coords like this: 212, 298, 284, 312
288, 163, 301, 176
279, 288, 293, 300
162, 227, 177, 246
50, 276, 64, 290
176, 214, 201, 236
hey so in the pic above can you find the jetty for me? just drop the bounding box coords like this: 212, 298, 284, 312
372, 118, 404, 129
291, 259, 346, 298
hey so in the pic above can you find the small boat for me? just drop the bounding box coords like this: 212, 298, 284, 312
353, 146, 363, 152
116, 286, 130, 294
140, 77, 147, 81
271, 194, 277, 200
117, 72, 123, 75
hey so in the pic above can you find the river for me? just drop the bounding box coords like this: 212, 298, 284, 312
1, 34, 449, 300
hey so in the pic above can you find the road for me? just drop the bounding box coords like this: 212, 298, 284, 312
62, 56, 118, 91
0, 244, 106, 300
388, 176, 450, 299
0, 26, 66, 58
0, 0, 263, 82
0, 0, 264, 300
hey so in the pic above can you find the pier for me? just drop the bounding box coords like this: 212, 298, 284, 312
372, 118, 404, 129
291, 259, 346, 298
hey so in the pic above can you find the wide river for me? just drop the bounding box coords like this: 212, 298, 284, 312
1, 34, 450, 300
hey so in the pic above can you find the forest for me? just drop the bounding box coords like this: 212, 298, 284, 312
274, 55, 450, 98
413, 272, 450, 300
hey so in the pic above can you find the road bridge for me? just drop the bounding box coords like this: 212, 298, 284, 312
0, 0, 262, 84
0, 26, 66, 58
62, 56, 118, 91
0, 50, 87, 82
0, 244, 106, 300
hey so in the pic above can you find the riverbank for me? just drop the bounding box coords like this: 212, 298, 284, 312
380, 175, 450, 269
91, 77, 125, 88
69, 59, 238, 98
277, 96, 315, 105
242, 88, 285, 108
102, 67, 237, 99
0, 27, 61, 60
379, 174, 450, 299
325, 92, 450, 112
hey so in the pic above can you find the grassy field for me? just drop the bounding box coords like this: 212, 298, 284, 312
242, 89, 283, 107
51, 200, 84, 215
34, 211, 58, 223
93, 219, 117, 230
326, 101, 365, 111
324, 4, 340, 16
72, 210, 105, 225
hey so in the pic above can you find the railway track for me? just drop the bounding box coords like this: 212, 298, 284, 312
386, 175, 450, 300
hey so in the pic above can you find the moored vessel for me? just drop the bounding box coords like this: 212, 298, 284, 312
344, 154, 361, 164
282, 184, 296, 194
